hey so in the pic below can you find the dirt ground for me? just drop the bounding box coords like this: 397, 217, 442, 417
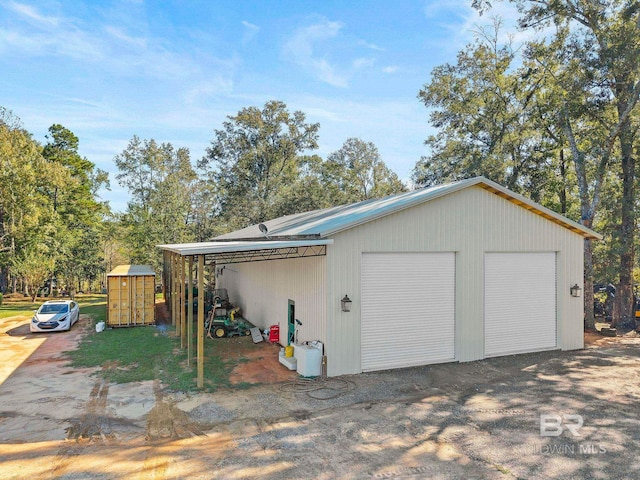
1, 312, 640, 479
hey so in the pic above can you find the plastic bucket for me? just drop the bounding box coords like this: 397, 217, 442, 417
285, 345, 294, 357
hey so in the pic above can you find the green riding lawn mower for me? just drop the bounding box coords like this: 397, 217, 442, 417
203, 288, 254, 339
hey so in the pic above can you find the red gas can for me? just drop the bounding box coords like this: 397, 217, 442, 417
269, 324, 280, 343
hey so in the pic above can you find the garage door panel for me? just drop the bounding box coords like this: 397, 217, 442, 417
485, 253, 556, 357
361, 252, 455, 372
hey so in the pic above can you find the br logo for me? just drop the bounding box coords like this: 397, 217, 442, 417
540, 414, 583, 437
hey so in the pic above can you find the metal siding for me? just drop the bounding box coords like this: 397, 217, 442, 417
361, 253, 455, 371
326, 186, 585, 377
484, 253, 557, 357
218, 256, 326, 345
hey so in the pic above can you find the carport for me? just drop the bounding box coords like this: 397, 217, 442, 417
157, 239, 331, 388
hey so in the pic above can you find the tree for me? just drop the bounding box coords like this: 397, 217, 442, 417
0, 112, 69, 294
11, 246, 55, 301
500, 0, 640, 330
439, 2, 640, 330
414, 20, 568, 205
42, 124, 108, 295
190, 179, 224, 242
101, 214, 130, 284
115, 137, 197, 271
199, 100, 320, 230
326, 138, 406, 202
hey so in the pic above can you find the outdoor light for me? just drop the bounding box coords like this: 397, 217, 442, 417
570, 284, 582, 297
341, 294, 352, 312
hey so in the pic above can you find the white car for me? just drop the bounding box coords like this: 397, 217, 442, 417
30, 300, 80, 333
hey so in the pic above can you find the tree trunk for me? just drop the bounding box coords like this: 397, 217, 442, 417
612, 127, 636, 331
584, 237, 596, 331
0, 208, 6, 293
0, 266, 6, 293
559, 149, 567, 215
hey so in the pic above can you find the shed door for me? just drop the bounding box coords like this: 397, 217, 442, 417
361, 252, 455, 372
484, 253, 557, 357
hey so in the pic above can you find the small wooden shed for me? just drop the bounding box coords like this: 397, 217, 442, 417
107, 265, 156, 327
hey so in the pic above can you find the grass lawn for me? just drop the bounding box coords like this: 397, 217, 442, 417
1, 293, 242, 392
0, 293, 107, 319
65, 295, 238, 392
0, 298, 39, 319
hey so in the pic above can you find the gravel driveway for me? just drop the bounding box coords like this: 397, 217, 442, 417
0, 314, 638, 479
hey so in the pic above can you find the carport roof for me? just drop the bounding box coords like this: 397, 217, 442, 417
215, 176, 602, 241
157, 239, 332, 263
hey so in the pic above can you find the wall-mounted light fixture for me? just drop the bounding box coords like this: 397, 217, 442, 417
570, 284, 582, 297
341, 294, 352, 312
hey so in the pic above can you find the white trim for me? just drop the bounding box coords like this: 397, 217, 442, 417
157, 239, 333, 256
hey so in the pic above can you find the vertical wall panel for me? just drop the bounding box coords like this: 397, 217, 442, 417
218, 256, 326, 345
326, 186, 585, 377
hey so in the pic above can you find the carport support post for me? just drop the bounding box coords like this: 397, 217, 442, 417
187, 256, 193, 366
175, 254, 182, 338
197, 254, 204, 389
171, 253, 177, 327
162, 250, 167, 301
179, 255, 185, 347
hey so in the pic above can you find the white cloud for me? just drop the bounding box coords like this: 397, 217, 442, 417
353, 57, 375, 69
357, 39, 384, 51
7, 1, 59, 26
292, 95, 433, 179
0, 3, 236, 85
241, 20, 259, 44
282, 18, 385, 88
422, 0, 539, 51
0, 2, 104, 59
183, 77, 235, 104
283, 18, 348, 87
383, 65, 399, 74
104, 25, 147, 48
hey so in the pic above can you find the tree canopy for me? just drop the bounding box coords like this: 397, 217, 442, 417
420, 0, 640, 329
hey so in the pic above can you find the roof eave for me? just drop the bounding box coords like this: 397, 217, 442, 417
318, 177, 483, 237
475, 178, 603, 240
319, 176, 602, 240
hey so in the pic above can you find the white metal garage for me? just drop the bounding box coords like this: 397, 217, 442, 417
484, 252, 557, 357
361, 252, 455, 372
161, 176, 601, 379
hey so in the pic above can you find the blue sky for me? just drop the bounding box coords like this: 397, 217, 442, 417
0, 0, 519, 211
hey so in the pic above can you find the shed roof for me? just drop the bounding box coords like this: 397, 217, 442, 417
215, 176, 602, 241
107, 265, 155, 277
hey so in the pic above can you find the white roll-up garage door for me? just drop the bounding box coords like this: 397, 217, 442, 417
484, 252, 557, 357
361, 252, 455, 372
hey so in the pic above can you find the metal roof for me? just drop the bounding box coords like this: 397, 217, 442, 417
107, 265, 156, 277
157, 239, 333, 262
215, 177, 602, 241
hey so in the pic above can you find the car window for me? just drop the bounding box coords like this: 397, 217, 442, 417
39, 304, 69, 314
71, 302, 77, 310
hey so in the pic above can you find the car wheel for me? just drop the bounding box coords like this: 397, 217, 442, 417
214, 327, 226, 338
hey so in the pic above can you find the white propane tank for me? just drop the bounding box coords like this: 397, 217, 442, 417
295, 341, 323, 377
